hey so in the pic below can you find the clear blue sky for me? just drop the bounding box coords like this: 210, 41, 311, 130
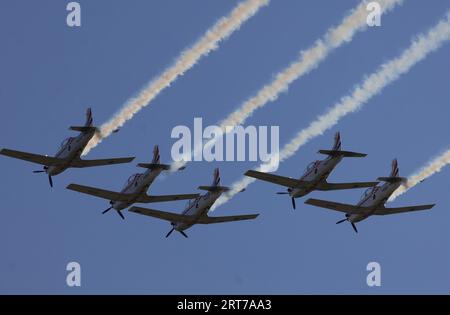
0, 0, 449, 294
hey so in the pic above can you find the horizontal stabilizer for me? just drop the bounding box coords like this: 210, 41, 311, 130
137, 163, 171, 170
69, 126, 97, 133
377, 176, 407, 183
318, 150, 367, 157
197, 185, 230, 192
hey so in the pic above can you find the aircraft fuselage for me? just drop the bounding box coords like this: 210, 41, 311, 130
47, 130, 95, 176
348, 181, 402, 223
111, 168, 163, 211
172, 191, 221, 232
290, 155, 343, 198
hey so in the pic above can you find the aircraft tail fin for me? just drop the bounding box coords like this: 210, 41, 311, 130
136, 145, 185, 171
152, 145, 160, 164
390, 158, 399, 177
69, 108, 96, 133
197, 168, 229, 192
318, 132, 366, 157
332, 132, 341, 151
212, 168, 221, 186
377, 159, 405, 182
84, 108, 93, 127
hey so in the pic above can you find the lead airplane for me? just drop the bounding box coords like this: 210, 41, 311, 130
305, 159, 435, 233
0, 108, 134, 187
129, 168, 259, 238
244, 132, 378, 209
66, 145, 199, 219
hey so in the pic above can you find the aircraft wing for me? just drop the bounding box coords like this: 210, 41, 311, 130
129, 206, 196, 223
137, 194, 199, 203
374, 204, 435, 215
305, 198, 366, 214
244, 170, 308, 188
71, 157, 134, 168
0, 148, 64, 166
316, 181, 378, 191
66, 183, 133, 201
197, 214, 259, 224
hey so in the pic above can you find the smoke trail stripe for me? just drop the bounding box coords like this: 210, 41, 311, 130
82, 0, 270, 155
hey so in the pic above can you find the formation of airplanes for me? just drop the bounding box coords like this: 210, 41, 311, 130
0, 109, 435, 236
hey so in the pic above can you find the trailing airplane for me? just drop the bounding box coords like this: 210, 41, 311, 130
244, 132, 378, 209
305, 159, 435, 233
0, 108, 134, 187
129, 168, 259, 238
66, 145, 199, 219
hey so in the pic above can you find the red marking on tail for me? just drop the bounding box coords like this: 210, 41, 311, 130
212, 168, 220, 186
332, 132, 341, 151
85, 108, 93, 127
152, 145, 160, 163
390, 159, 399, 177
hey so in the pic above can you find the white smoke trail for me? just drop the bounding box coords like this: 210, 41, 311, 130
82, 0, 269, 155
212, 11, 450, 210
389, 150, 450, 201
172, 0, 403, 170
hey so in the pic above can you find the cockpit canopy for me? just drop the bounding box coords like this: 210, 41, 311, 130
306, 161, 316, 172
185, 196, 199, 208
361, 187, 375, 201
123, 173, 141, 189
60, 137, 74, 148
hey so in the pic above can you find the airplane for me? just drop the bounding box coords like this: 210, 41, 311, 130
304, 159, 435, 233
244, 132, 379, 209
66, 145, 199, 219
128, 168, 259, 238
0, 108, 134, 187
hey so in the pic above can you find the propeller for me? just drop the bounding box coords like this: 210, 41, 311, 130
33, 166, 52, 187
117, 210, 125, 220
351, 222, 358, 233
335, 216, 358, 233
48, 175, 53, 188
166, 228, 175, 238
276, 189, 296, 210
102, 206, 113, 214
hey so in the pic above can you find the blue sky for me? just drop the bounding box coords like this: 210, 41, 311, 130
0, 0, 449, 294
